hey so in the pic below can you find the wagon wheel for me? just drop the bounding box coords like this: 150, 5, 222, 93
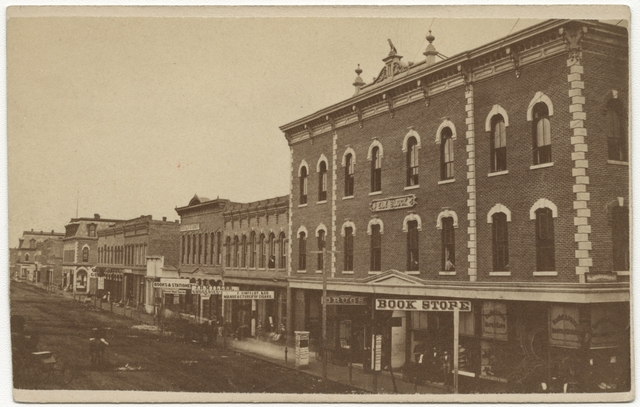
53, 355, 74, 385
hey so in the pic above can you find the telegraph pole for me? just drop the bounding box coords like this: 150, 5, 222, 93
311, 247, 337, 382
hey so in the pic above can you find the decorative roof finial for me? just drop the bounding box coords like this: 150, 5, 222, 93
424, 30, 438, 66
353, 64, 365, 96
387, 39, 397, 56
426, 30, 435, 44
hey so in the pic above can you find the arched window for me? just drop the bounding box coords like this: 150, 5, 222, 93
241, 235, 247, 268
82, 247, 89, 263
25, 253, 30, 262
187, 235, 192, 265
204, 233, 209, 264
250, 231, 256, 268
269, 233, 276, 269
532, 102, 552, 165
216, 232, 222, 265
535, 208, 555, 271
440, 127, 454, 180
606, 99, 627, 162
492, 213, 509, 271
210, 233, 215, 265
371, 146, 382, 192
298, 231, 307, 271
198, 234, 203, 264
233, 236, 240, 267
344, 227, 354, 272
406, 136, 419, 186
612, 206, 629, 271
344, 153, 355, 197
407, 221, 419, 271
441, 217, 455, 271
370, 224, 381, 272
318, 161, 327, 202
225, 236, 231, 267
259, 233, 267, 268
491, 115, 507, 172
317, 229, 326, 271
299, 166, 308, 204
279, 232, 287, 269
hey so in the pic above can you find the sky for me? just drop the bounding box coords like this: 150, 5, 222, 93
6, 6, 629, 247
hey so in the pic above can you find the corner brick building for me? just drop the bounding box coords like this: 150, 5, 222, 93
280, 20, 629, 390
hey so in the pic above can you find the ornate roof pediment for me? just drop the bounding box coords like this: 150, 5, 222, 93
363, 269, 425, 286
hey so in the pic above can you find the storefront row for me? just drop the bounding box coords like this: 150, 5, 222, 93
290, 288, 630, 393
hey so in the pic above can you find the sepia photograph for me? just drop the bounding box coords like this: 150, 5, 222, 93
6, 5, 632, 404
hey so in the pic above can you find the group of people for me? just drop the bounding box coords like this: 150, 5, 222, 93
412, 343, 454, 386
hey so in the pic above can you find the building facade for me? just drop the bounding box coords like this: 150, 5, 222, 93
280, 20, 629, 390
14, 230, 64, 283
62, 214, 123, 295
34, 238, 64, 289
96, 215, 180, 313
173, 194, 289, 340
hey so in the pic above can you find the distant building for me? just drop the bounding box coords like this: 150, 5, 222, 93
280, 19, 629, 388
14, 230, 64, 282
34, 238, 64, 289
96, 215, 180, 313
62, 214, 123, 295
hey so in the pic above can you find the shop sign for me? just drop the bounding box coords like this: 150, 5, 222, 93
322, 295, 367, 305
586, 273, 618, 283
482, 301, 508, 341
370, 194, 416, 212
371, 334, 382, 371
375, 298, 471, 312
163, 289, 186, 295
153, 281, 192, 289
179, 223, 200, 232
295, 331, 310, 369
191, 285, 239, 295
98, 277, 105, 290
222, 291, 274, 300
549, 304, 580, 348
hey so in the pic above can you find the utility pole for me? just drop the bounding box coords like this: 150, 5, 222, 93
311, 247, 337, 382
221, 268, 226, 350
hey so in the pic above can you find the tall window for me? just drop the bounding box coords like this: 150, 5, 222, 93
606, 100, 627, 162
249, 232, 256, 268
370, 224, 381, 272
440, 128, 454, 180
82, 247, 89, 263
279, 232, 287, 269
298, 231, 307, 271
612, 206, 629, 271
25, 253, 30, 262
317, 230, 326, 271
535, 208, 555, 271
371, 146, 382, 192
233, 236, 240, 267
269, 233, 276, 269
299, 166, 308, 204
187, 236, 192, 264
344, 153, 354, 196
241, 235, 248, 268
441, 218, 455, 271
492, 213, 509, 271
406, 137, 419, 186
532, 102, 552, 165
216, 232, 222, 265
491, 115, 507, 172
204, 234, 209, 264
259, 234, 266, 268
225, 236, 231, 267
88, 224, 96, 237
181, 236, 186, 264
407, 221, 419, 271
344, 227, 354, 271
198, 234, 203, 264
318, 161, 327, 201
210, 233, 215, 265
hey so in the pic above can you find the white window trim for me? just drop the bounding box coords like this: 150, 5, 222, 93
533, 271, 558, 276
367, 218, 384, 235
484, 105, 510, 132
298, 203, 308, 208
341, 147, 356, 167
435, 120, 457, 144
316, 200, 327, 205
406, 271, 420, 276
298, 160, 309, 177
487, 204, 512, 223
526, 92, 555, 121
341, 221, 356, 236
439, 271, 456, 276
438, 179, 456, 185
402, 213, 423, 232
488, 170, 509, 177
530, 162, 554, 170
404, 184, 420, 190
369, 191, 382, 196
297, 225, 308, 237
367, 139, 384, 160
529, 198, 558, 220
315, 223, 327, 237
614, 270, 630, 276
489, 271, 512, 277
342, 195, 354, 200
316, 154, 328, 173
402, 128, 422, 152
436, 210, 459, 229
342, 270, 355, 275
607, 160, 629, 166
368, 271, 383, 275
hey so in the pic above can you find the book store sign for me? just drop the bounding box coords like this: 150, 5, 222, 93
370, 194, 416, 212
375, 299, 471, 312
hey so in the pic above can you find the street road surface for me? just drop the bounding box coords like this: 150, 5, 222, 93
10, 282, 360, 393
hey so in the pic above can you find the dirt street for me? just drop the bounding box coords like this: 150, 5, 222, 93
10, 282, 360, 394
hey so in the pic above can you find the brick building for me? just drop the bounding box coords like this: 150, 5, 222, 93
280, 20, 629, 390
62, 214, 123, 295
173, 194, 289, 339
96, 215, 180, 313
14, 230, 64, 282
34, 237, 64, 289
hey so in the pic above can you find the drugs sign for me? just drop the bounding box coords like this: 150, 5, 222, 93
375, 298, 471, 312
222, 291, 274, 300
322, 295, 367, 305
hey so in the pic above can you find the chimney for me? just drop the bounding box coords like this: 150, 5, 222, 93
94, 214, 100, 219
51, 230, 54, 234
352, 64, 365, 96
162, 217, 167, 222
423, 31, 438, 66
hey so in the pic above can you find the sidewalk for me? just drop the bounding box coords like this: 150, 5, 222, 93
224, 337, 448, 395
